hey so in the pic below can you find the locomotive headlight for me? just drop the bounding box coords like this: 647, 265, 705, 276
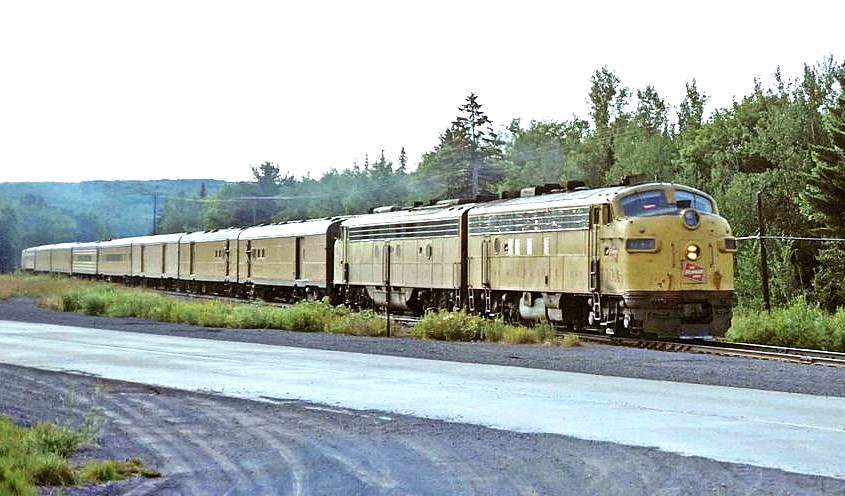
686, 243, 701, 261
681, 208, 700, 229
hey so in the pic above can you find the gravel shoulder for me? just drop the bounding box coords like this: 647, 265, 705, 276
2, 297, 844, 495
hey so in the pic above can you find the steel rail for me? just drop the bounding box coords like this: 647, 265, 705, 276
572, 333, 845, 367
148, 291, 845, 367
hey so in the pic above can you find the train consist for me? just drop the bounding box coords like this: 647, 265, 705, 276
22, 180, 737, 339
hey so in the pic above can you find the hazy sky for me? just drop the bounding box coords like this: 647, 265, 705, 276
0, 0, 841, 183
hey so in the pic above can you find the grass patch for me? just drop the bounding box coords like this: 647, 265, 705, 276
413, 310, 486, 341
5, 273, 384, 337
80, 458, 160, 483
5, 273, 582, 346
0, 273, 80, 302
326, 309, 386, 337
559, 333, 582, 347
728, 297, 845, 351
414, 310, 560, 345
0, 413, 157, 495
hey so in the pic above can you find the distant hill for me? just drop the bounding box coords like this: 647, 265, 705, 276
0, 179, 227, 238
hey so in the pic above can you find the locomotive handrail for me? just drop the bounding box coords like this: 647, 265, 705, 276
735, 235, 845, 242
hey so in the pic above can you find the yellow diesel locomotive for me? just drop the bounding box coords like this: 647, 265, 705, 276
335, 180, 735, 339
464, 182, 736, 338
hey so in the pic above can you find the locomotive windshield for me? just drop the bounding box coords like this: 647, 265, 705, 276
620, 189, 714, 217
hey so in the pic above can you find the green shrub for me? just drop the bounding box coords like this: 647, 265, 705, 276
325, 309, 386, 336
481, 320, 507, 342
27, 422, 85, 458
531, 321, 555, 342
415, 310, 567, 344
80, 459, 118, 482
226, 303, 278, 329
0, 463, 36, 496
7, 274, 593, 349
59, 284, 117, 316
501, 326, 540, 344
559, 333, 581, 347
30, 454, 76, 486
728, 297, 845, 351
414, 310, 486, 341
0, 410, 156, 494
273, 299, 337, 332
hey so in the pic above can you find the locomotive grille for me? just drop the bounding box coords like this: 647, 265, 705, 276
469, 207, 589, 235
348, 219, 459, 242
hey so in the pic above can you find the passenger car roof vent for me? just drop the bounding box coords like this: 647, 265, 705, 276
565, 180, 587, 191
370, 205, 405, 214
613, 174, 648, 186
474, 193, 499, 203
520, 183, 562, 197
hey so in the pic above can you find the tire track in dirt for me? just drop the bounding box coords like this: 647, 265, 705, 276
194, 398, 306, 495
179, 397, 289, 495
99, 392, 208, 494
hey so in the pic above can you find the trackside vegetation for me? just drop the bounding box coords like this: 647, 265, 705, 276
727, 298, 845, 351
0, 273, 580, 346
9, 273, 845, 351
0, 413, 159, 496
413, 310, 561, 345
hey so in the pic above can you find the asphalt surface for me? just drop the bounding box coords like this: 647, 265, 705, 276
2, 297, 844, 495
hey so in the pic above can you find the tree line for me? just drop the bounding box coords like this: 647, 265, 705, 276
162, 59, 845, 311
5, 58, 844, 312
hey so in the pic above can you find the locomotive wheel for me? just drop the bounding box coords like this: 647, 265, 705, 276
502, 296, 519, 324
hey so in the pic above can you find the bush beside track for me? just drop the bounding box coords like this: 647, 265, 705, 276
727, 297, 845, 352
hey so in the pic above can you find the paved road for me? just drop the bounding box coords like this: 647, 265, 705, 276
2, 319, 844, 481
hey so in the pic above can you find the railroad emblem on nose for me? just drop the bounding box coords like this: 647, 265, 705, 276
682, 262, 705, 283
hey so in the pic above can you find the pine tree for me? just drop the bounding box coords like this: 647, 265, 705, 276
804, 74, 845, 237
416, 93, 504, 198
804, 73, 845, 310
398, 147, 408, 171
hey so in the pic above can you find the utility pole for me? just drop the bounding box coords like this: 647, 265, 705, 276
151, 192, 158, 235
384, 243, 391, 338
470, 114, 479, 198
756, 191, 771, 311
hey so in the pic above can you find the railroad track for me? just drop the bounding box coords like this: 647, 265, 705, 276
687, 340, 845, 367
573, 333, 845, 367
161, 291, 290, 307
158, 291, 845, 367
